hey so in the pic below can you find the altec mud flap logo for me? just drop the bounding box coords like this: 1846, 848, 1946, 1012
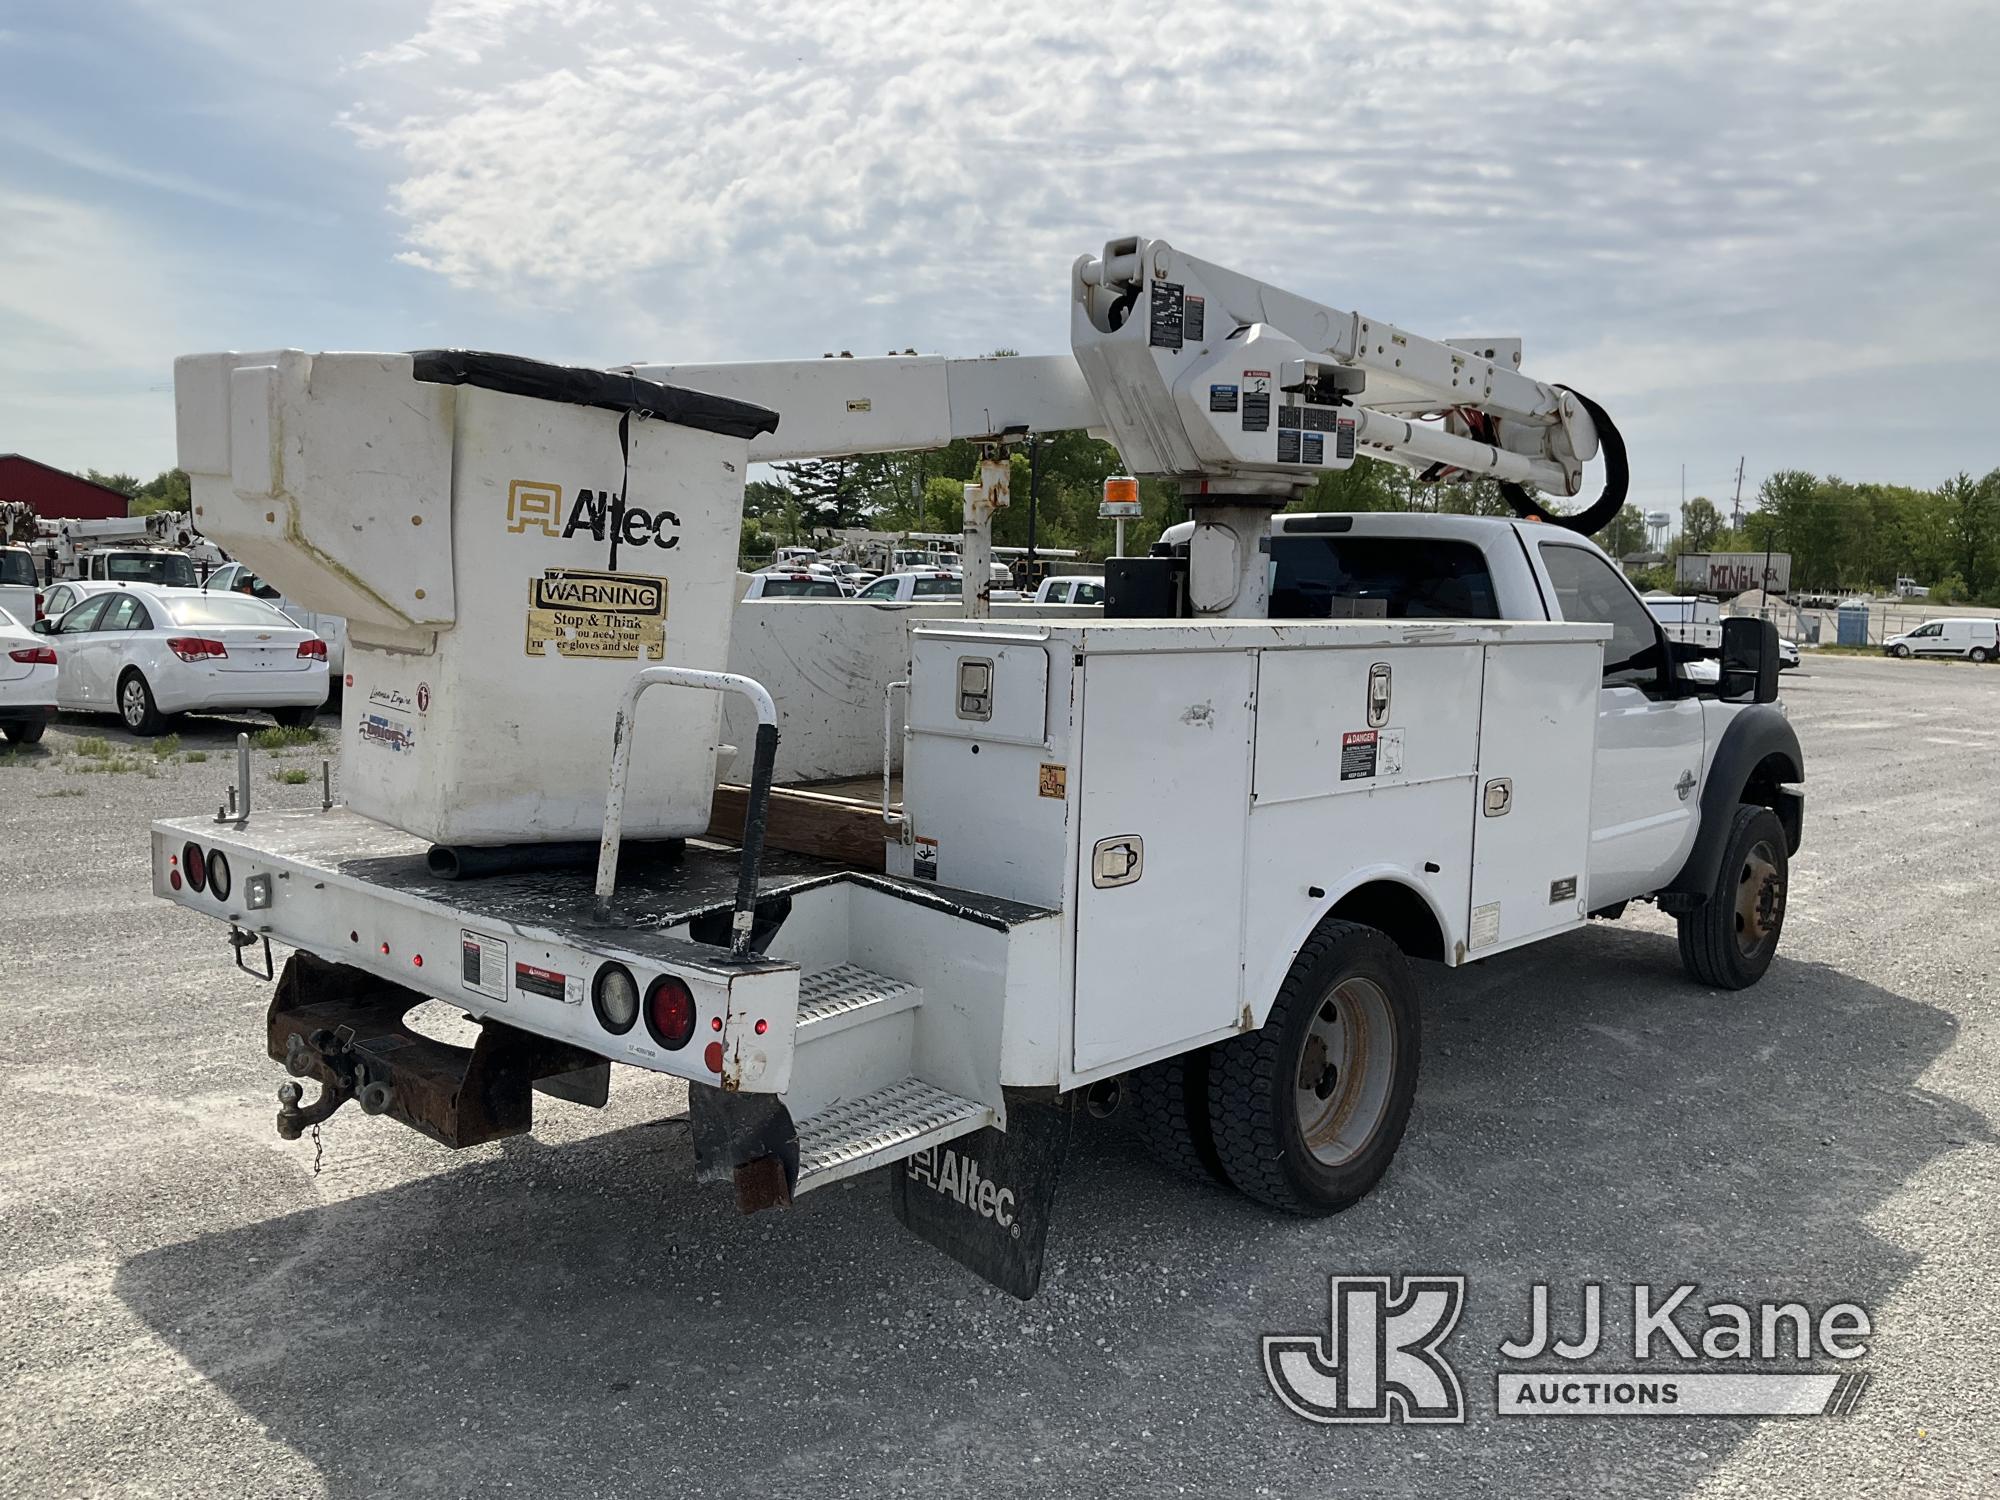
1265, 1279, 1875, 1424
905, 1144, 1019, 1234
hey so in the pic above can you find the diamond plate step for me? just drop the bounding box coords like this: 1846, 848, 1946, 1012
794, 1077, 992, 1194
795, 963, 923, 1041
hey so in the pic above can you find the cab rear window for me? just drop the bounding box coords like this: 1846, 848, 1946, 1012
913, 576, 962, 597
759, 578, 843, 597
1270, 536, 1500, 619
104, 554, 198, 587
0, 550, 34, 586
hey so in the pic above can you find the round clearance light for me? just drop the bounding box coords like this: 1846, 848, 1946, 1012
592, 962, 640, 1035
205, 849, 232, 902
645, 974, 697, 1051
181, 842, 207, 894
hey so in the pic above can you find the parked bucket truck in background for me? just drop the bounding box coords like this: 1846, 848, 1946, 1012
149, 237, 1800, 1297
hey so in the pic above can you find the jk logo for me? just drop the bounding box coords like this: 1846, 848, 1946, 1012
1264, 1275, 1466, 1424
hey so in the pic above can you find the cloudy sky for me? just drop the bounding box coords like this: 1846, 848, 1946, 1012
3, 0, 1995, 514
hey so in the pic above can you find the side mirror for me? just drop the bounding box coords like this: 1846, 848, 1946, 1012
1721, 617, 1780, 703
30, 617, 54, 635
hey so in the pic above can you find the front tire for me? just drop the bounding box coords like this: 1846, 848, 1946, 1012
1676, 804, 1788, 990
1205, 919, 1421, 1215
118, 672, 165, 735
1889, 643, 1910, 658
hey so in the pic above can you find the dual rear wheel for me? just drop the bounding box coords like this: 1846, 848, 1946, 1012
1127, 919, 1421, 1215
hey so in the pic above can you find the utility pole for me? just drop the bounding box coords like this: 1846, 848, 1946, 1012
1731, 456, 1746, 529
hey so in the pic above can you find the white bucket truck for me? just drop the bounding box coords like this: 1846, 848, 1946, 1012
152, 241, 1800, 1296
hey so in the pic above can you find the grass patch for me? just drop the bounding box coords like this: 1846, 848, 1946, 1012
153, 733, 182, 758
73, 756, 142, 774
42, 786, 85, 798
270, 767, 315, 785
251, 724, 322, 751
75, 735, 113, 758
184, 750, 209, 763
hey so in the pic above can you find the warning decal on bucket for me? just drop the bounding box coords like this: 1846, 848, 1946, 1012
525, 569, 666, 660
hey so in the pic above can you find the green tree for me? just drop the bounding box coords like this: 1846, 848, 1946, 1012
1680, 496, 1722, 553
86, 469, 141, 498
130, 468, 190, 515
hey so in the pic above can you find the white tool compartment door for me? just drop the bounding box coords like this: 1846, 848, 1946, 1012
1072, 649, 1255, 1073
1467, 640, 1601, 953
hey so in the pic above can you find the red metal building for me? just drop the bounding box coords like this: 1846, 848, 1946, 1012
0, 454, 130, 520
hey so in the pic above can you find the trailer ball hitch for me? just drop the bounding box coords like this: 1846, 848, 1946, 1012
276, 1077, 352, 1140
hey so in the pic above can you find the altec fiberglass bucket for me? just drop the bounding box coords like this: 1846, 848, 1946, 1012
175, 349, 779, 845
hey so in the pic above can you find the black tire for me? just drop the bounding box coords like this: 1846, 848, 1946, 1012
1973, 647, 1991, 664
1676, 803, 1788, 990
1124, 1048, 1228, 1186
0, 717, 46, 744
1889, 644, 1909, 658
1205, 919, 1421, 1216
118, 671, 165, 735
270, 705, 318, 729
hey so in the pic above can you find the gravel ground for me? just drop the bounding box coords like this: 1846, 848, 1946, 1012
2, 659, 1996, 1498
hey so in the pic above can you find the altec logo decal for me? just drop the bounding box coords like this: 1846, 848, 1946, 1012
906, 1145, 1018, 1231
506, 478, 679, 557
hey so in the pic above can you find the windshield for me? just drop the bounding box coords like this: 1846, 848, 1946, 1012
0, 551, 33, 586
159, 595, 296, 628
104, 553, 197, 587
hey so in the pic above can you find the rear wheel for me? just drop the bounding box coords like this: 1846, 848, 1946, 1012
1205, 919, 1421, 1215
1973, 647, 1991, 664
1676, 804, 1788, 990
270, 705, 318, 729
0, 716, 46, 744
118, 671, 165, 735
1124, 1048, 1228, 1186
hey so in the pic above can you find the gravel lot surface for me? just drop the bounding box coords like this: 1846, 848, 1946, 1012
2, 657, 1995, 1498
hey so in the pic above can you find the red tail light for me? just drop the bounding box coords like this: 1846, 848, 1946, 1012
644, 975, 698, 1051
8, 646, 55, 665
298, 638, 327, 660
32, 591, 43, 622
167, 637, 228, 662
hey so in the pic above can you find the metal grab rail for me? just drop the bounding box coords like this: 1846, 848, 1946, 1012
594, 667, 780, 954
882, 679, 909, 840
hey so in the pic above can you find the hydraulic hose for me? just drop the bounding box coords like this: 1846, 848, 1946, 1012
1497, 386, 1629, 536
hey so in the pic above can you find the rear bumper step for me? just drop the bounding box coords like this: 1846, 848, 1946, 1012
795, 1077, 992, 1194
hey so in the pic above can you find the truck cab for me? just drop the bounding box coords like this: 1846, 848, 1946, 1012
83, 548, 198, 588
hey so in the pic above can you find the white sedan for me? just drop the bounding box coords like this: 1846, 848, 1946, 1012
39, 584, 328, 735
0, 605, 57, 745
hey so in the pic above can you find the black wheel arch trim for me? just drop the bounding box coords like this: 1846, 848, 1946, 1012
1666, 704, 1803, 898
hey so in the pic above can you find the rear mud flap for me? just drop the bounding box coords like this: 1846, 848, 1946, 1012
267, 952, 609, 1149
890, 1091, 1072, 1300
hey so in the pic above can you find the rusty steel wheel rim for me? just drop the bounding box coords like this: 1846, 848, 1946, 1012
1734, 838, 1784, 959
1295, 976, 1396, 1167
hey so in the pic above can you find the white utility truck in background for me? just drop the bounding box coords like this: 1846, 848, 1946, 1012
151, 238, 1800, 1297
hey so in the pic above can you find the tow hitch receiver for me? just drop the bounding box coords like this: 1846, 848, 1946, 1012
266, 952, 608, 1149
